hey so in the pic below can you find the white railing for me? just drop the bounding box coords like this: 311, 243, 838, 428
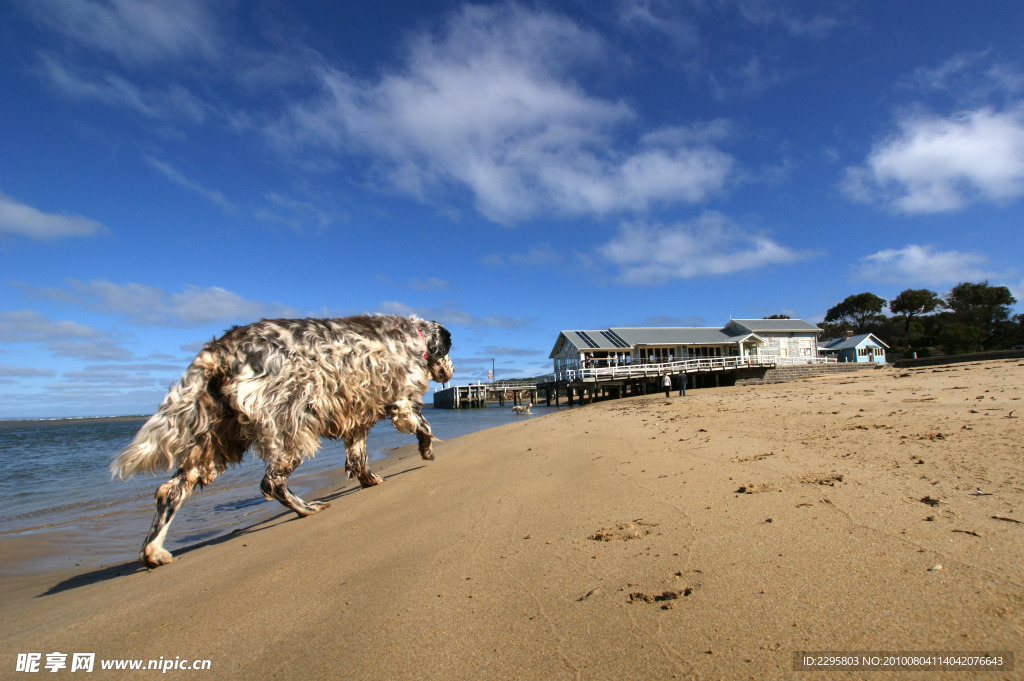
546, 354, 835, 383
775, 355, 837, 366
491, 379, 537, 389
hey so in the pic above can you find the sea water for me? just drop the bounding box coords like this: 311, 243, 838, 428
0, 403, 557, 573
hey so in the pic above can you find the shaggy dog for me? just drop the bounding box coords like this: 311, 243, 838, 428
112, 315, 453, 568
511, 402, 532, 415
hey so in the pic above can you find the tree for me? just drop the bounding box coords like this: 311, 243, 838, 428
763, 314, 791, 319
824, 292, 887, 334
889, 288, 943, 337
944, 281, 1017, 347
817, 321, 848, 339
938, 322, 985, 355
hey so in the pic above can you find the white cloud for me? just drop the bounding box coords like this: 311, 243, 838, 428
0, 192, 107, 239
407, 277, 450, 291
22, 0, 222, 66
616, 0, 837, 50
735, 3, 838, 39
0, 309, 132, 361
712, 56, 791, 100
843, 106, 1024, 213
253, 192, 347, 232
0, 310, 105, 342
613, 0, 836, 102
910, 51, 991, 94
167, 285, 298, 325
62, 364, 173, 385
17, 280, 299, 327
0, 365, 57, 378
908, 51, 1024, 102
269, 4, 736, 223
47, 341, 133, 361
616, 0, 700, 50
640, 119, 734, 146
1010, 278, 1024, 308
483, 346, 541, 357
599, 211, 809, 285
854, 244, 995, 287
483, 244, 564, 268
376, 301, 530, 329
37, 53, 208, 122
144, 155, 230, 207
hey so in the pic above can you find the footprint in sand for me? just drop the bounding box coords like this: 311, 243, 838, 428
589, 520, 658, 541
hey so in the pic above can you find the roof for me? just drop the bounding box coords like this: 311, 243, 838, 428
611, 327, 750, 346
819, 333, 889, 351
550, 326, 762, 357
726, 319, 822, 334
550, 330, 630, 357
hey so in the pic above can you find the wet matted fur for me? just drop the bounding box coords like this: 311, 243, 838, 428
112, 314, 453, 568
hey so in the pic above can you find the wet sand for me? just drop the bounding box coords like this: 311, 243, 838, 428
1, 360, 1021, 679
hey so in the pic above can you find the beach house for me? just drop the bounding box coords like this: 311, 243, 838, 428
818, 333, 889, 364
549, 318, 823, 376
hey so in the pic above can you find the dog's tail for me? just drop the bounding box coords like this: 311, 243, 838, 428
111, 348, 225, 480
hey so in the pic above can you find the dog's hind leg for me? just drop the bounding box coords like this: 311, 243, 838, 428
344, 428, 383, 487
139, 467, 200, 568
260, 460, 329, 517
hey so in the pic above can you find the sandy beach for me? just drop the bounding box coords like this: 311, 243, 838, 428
2, 359, 1021, 680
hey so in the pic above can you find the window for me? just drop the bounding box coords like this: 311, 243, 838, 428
858, 347, 869, 357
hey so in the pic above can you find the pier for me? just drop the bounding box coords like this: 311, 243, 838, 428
433, 356, 842, 409
539, 355, 853, 405
433, 380, 538, 409
534, 355, 773, 406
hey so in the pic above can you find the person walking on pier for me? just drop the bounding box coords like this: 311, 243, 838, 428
662, 373, 672, 398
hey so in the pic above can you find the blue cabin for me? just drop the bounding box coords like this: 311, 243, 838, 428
818, 333, 888, 364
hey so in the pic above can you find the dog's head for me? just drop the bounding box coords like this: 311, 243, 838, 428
421, 320, 454, 383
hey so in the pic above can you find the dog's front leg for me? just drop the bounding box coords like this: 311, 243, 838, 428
386, 400, 418, 434
413, 407, 440, 461
388, 400, 439, 460
344, 428, 383, 487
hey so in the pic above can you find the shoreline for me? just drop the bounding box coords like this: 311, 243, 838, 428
0, 404, 535, 576
0, 439, 422, 578
2, 360, 1021, 680
0, 415, 149, 425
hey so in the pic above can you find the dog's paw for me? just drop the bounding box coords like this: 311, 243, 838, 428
358, 472, 384, 488
140, 547, 175, 569
295, 500, 330, 517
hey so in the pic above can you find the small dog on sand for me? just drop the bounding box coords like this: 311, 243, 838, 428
112, 315, 453, 568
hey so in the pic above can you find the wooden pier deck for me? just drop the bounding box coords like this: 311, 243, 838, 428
433, 356, 839, 408
433, 381, 538, 409
535, 355, 836, 406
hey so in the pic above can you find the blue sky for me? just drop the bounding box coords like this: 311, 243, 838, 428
1, 1, 1023, 418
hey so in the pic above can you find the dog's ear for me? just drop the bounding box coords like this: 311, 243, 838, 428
425, 320, 452, 359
